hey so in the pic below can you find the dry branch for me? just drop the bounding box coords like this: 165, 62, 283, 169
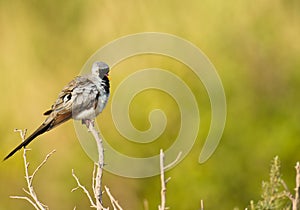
158, 149, 182, 210
72, 120, 122, 210
83, 120, 104, 208
293, 162, 300, 210
105, 186, 123, 210
10, 129, 55, 210
71, 169, 97, 208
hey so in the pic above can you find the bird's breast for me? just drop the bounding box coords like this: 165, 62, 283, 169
72, 93, 109, 120
71, 75, 109, 121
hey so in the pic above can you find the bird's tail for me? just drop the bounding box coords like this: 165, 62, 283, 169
3, 122, 52, 161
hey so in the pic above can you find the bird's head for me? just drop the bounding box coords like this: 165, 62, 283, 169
91, 61, 110, 79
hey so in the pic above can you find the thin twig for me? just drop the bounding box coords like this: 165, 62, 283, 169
200, 200, 204, 210
281, 179, 294, 201
10, 129, 50, 210
23, 148, 49, 210
105, 186, 123, 210
14, 128, 27, 140
143, 199, 149, 210
158, 149, 182, 210
71, 169, 97, 208
164, 152, 182, 170
10, 196, 40, 210
159, 149, 166, 210
30, 150, 56, 185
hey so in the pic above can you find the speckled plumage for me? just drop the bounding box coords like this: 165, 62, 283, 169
4, 61, 110, 160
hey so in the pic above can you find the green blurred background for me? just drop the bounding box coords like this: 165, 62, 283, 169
0, 0, 299, 209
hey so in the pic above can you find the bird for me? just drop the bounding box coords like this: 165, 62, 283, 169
3, 61, 110, 161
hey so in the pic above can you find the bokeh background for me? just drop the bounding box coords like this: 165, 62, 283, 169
0, 0, 299, 209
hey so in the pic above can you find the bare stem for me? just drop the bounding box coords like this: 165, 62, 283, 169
72, 120, 123, 210
200, 200, 204, 210
158, 149, 182, 210
10, 196, 40, 210
281, 179, 294, 201
71, 169, 97, 208
143, 199, 149, 210
105, 186, 123, 210
83, 120, 105, 210
92, 163, 97, 196
293, 162, 300, 210
159, 149, 166, 210
30, 150, 56, 186
10, 129, 54, 210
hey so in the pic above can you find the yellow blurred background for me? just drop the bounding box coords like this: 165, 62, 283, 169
0, 0, 299, 209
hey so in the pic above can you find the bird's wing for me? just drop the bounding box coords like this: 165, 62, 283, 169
3, 76, 99, 161
44, 77, 80, 116
44, 76, 100, 127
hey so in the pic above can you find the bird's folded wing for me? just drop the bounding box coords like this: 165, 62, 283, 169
43, 76, 100, 122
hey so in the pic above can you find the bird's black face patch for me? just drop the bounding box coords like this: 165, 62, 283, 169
99, 69, 109, 79
102, 74, 110, 94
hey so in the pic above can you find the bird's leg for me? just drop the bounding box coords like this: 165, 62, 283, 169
81, 119, 88, 126
81, 119, 95, 130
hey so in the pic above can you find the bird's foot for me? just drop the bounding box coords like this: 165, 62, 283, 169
81, 119, 95, 129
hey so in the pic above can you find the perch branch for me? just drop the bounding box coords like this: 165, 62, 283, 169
83, 120, 104, 209
92, 163, 97, 196
73, 120, 122, 210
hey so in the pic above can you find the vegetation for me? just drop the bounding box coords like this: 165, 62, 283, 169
0, 0, 299, 209
248, 156, 298, 210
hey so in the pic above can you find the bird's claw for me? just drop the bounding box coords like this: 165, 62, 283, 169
81, 119, 95, 128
